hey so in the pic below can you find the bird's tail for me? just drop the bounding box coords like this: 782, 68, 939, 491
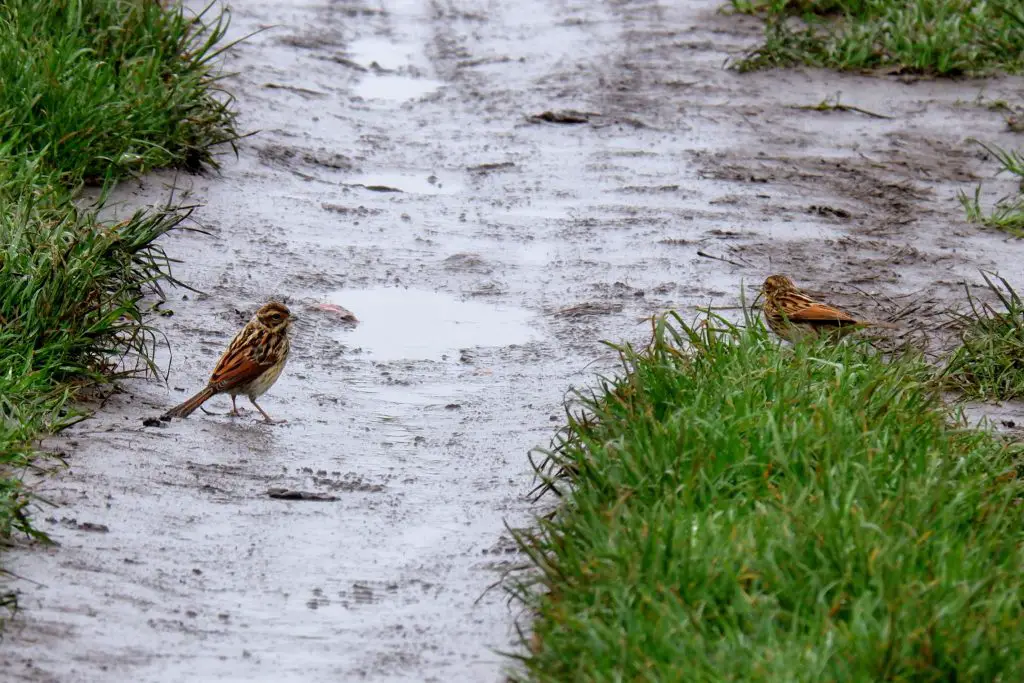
163, 386, 216, 419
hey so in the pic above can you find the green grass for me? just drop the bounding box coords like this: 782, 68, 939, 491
510, 312, 1024, 681
0, 0, 239, 617
960, 141, 1024, 238
729, 0, 1024, 75
0, 0, 239, 183
945, 272, 1024, 401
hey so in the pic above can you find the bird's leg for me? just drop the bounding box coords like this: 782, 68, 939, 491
250, 397, 285, 424
229, 395, 242, 417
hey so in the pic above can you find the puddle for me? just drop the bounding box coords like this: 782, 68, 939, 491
352, 75, 442, 102
343, 169, 464, 195
346, 36, 440, 102
347, 37, 419, 71
348, 382, 463, 405
327, 288, 538, 361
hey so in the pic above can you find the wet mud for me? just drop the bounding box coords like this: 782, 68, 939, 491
3, 0, 1024, 680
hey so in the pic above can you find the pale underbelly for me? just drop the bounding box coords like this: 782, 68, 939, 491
231, 357, 287, 399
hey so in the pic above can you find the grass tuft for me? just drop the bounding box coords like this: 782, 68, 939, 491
959, 140, 1024, 238
0, 0, 239, 615
0, 0, 242, 183
511, 311, 1024, 681
945, 272, 1024, 401
730, 0, 1024, 76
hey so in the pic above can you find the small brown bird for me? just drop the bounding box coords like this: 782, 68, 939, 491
163, 302, 294, 423
760, 275, 891, 342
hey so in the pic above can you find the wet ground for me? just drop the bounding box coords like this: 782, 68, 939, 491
4, 0, 1024, 680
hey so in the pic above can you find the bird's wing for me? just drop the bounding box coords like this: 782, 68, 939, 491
208, 330, 274, 392
790, 302, 859, 324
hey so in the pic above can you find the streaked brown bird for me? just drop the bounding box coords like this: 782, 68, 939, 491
760, 275, 892, 342
163, 301, 294, 423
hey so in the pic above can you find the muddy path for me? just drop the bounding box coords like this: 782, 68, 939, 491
4, 0, 1024, 680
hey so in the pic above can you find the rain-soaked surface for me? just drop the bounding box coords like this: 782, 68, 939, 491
329, 288, 538, 360
3, 0, 1024, 680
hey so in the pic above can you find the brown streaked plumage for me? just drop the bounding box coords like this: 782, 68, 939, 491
761, 275, 892, 342
163, 302, 293, 423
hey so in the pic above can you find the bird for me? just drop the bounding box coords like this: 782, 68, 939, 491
760, 274, 893, 342
162, 301, 294, 423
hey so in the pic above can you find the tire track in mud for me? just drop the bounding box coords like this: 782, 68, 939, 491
3, 0, 1024, 681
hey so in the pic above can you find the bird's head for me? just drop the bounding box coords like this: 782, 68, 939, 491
255, 302, 293, 334
762, 274, 798, 298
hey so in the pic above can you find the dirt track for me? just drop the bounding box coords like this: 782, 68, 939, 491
3, 0, 1023, 680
